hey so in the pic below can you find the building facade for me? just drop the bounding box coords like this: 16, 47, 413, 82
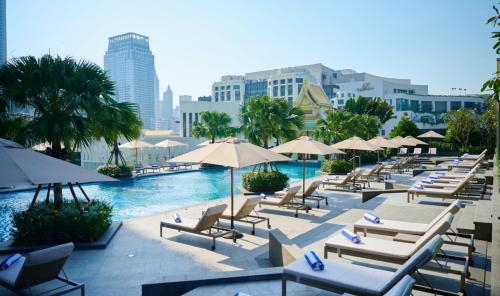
104, 32, 158, 129
155, 85, 173, 130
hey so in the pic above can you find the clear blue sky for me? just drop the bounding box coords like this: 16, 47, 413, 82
8, 0, 498, 106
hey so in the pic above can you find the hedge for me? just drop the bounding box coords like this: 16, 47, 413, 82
11, 200, 113, 245
321, 160, 353, 174
242, 171, 289, 192
97, 164, 133, 178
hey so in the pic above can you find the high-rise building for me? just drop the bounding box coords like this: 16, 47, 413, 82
155, 85, 173, 130
0, 0, 6, 65
104, 32, 157, 129
179, 95, 193, 102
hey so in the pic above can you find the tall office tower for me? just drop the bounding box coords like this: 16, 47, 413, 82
0, 0, 6, 65
155, 85, 173, 130
104, 33, 157, 129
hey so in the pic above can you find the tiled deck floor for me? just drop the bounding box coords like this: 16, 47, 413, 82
0, 174, 491, 295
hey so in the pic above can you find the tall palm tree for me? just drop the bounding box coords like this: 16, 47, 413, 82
93, 101, 142, 166
191, 111, 232, 143
270, 98, 304, 146
0, 54, 126, 205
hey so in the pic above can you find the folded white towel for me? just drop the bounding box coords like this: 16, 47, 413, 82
260, 193, 266, 199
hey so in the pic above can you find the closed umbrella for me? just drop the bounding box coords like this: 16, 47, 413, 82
119, 139, 154, 164
331, 136, 382, 168
0, 138, 116, 209
169, 137, 289, 229
155, 139, 187, 159
270, 136, 344, 203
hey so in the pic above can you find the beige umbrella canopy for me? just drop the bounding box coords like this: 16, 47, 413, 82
391, 136, 416, 147
331, 136, 382, 168
418, 130, 444, 139
119, 139, 155, 164
405, 136, 428, 146
197, 140, 212, 147
271, 136, 344, 203
169, 137, 290, 228
0, 138, 116, 208
155, 139, 187, 159
368, 136, 400, 149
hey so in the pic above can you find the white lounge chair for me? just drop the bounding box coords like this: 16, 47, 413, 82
295, 181, 328, 208
219, 196, 270, 234
259, 186, 308, 217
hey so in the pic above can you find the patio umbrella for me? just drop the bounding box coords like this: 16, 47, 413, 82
155, 139, 187, 159
270, 136, 344, 203
197, 140, 212, 147
390, 136, 416, 147
418, 130, 444, 139
331, 136, 382, 168
119, 139, 154, 164
169, 137, 290, 229
0, 138, 115, 209
368, 136, 400, 162
404, 136, 428, 146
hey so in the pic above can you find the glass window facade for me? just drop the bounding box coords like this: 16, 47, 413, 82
296, 78, 303, 83
182, 113, 186, 137
287, 78, 293, 83
244, 80, 267, 101
273, 80, 278, 85
410, 100, 419, 112
464, 102, 476, 110
287, 84, 293, 96
233, 85, 240, 90
337, 99, 344, 105
421, 101, 432, 112
280, 85, 285, 97
288, 97, 293, 104
235, 90, 240, 101
273, 86, 278, 97
214, 92, 219, 102
221, 91, 225, 101
280, 79, 285, 84
396, 98, 409, 111
450, 101, 461, 111
297, 83, 303, 94
434, 101, 447, 113
226, 90, 231, 101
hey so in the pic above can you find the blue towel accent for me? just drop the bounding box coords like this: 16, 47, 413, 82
421, 178, 433, 184
173, 213, 182, 223
341, 229, 361, 243
0, 253, 21, 270
234, 292, 252, 296
412, 183, 423, 190
429, 173, 441, 179
363, 213, 380, 224
260, 193, 266, 199
304, 251, 325, 271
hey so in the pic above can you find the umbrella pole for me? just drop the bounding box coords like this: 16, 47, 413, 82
30, 184, 42, 208
302, 155, 306, 204
230, 167, 234, 229
168, 147, 171, 160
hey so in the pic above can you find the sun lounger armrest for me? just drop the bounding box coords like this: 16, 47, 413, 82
382, 275, 415, 296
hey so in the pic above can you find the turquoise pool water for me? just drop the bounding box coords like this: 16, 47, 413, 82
0, 162, 320, 242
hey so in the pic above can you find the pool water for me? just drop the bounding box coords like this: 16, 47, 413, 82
0, 162, 320, 242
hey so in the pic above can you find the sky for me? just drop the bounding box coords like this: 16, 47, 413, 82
8, 0, 498, 106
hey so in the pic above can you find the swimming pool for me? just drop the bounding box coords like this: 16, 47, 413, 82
0, 162, 321, 242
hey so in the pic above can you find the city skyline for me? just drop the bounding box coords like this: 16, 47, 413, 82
7, 1, 497, 106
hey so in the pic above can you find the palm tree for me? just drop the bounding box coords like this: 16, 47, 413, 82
0, 54, 128, 205
93, 101, 142, 166
191, 111, 232, 143
270, 98, 304, 146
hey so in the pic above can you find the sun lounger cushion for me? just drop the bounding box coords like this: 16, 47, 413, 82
24, 243, 74, 267
222, 196, 261, 218
285, 256, 396, 295
0, 256, 25, 288
355, 219, 428, 235
326, 235, 415, 259
164, 217, 200, 231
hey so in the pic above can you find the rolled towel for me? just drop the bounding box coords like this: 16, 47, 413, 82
304, 250, 325, 271
0, 253, 22, 270
452, 159, 460, 164
412, 183, 423, 190
260, 193, 266, 199
421, 178, 433, 184
284, 187, 289, 192
341, 229, 361, 243
172, 213, 182, 223
234, 292, 252, 296
363, 213, 381, 224
429, 173, 441, 179
435, 172, 445, 176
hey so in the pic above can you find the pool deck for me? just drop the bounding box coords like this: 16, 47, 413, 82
0, 172, 493, 296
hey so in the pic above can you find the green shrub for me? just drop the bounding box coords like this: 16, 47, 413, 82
97, 164, 133, 178
11, 200, 113, 245
242, 171, 289, 192
321, 160, 353, 174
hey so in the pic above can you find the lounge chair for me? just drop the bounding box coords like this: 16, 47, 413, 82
160, 204, 236, 250
0, 243, 84, 295
259, 186, 308, 218
322, 170, 363, 191
284, 235, 445, 296
219, 196, 270, 234
324, 214, 469, 292
413, 147, 422, 156
398, 147, 408, 155
428, 147, 437, 156
160, 159, 178, 170
459, 149, 486, 161
295, 181, 328, 208
448, 154, 484, 171
141, 160, 160, 172
382, 158, 403, 173
407, 174, 475, 202
359, 164, 385, 183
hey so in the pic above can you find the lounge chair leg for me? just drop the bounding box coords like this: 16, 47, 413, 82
160, 225, 162, 237
282, 278, 287, 296
324, 247, 328, 259
317, 200, 320, 209
325, 197, 328, 205
267, 218, 271, 229
252, 225, 255, 235
212, 238, 216, 250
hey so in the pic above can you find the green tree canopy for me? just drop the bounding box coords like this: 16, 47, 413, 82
0, 54, 142, 205
313, 109, 380, 144
191, 111, 233, 143
344, 96, 394, 124
444, 108, 479, 150
239, 96, 304, 148
389, 112, 420, 138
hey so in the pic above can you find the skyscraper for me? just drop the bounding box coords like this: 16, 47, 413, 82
104, 33, 157, 129
0, 0, 6, 65
155, 85, 173, 130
